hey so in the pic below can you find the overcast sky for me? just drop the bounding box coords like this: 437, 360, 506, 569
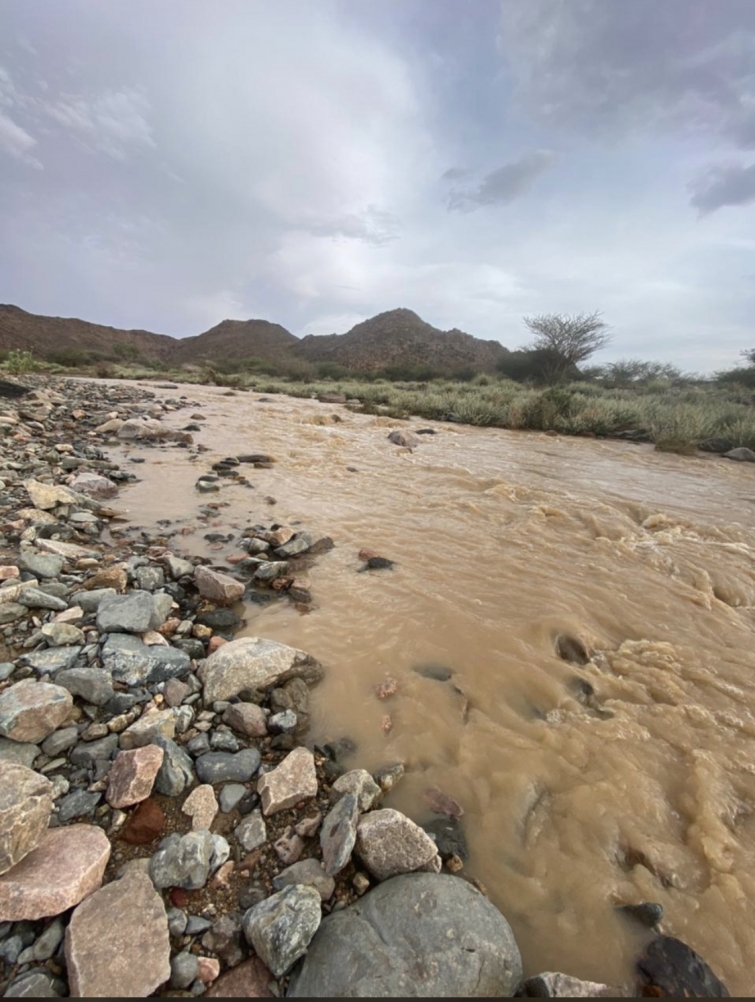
1, 1, 754, 371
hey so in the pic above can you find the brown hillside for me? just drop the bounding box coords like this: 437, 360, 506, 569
295, 308, 509, 373
0, 304, 175, 362
171, 319, 298, 366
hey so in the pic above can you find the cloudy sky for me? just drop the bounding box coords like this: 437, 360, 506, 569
1, 1, 754, 371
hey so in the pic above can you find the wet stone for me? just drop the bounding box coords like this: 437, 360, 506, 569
421, 815, 469, 862
195, 748, 261, 785
242, 884, 321, 978
320, 793, 359, 876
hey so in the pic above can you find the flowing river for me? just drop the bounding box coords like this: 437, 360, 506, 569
108, 380, 755, 994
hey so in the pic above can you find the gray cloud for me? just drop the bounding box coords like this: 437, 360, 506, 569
304, 205, 399, 245
690, 161, 755, 214
498, 0, 755, 148
447, 151, 555, 211
441, 166, 469, 180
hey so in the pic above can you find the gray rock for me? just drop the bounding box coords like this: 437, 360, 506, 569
70, 588, 116, 613
167, 907, 188, 937
150, 831, 215, 890
235, 810, 267, 852
253, 561, 289, 583
0, 665, 13, 683
21, 647, 81, 675
320, 793, 359, 876
40, 624, 85, 648
0, 739, 37, 770
166, 555, 194, 580
209, 729, 240, 752
195, 748, 260, 785
3, 970, 65, 997
17, 552, 64, 579
185, 914, 213, 936
0, 762, 53, 876
97, 590, 169, 634
69, 734, 119, 766
332, 769, 381, 812
242, 884, 321, 978
55, 666, 114, 707
101, 634, 191, 686
268, 709, 297, 733
152, 735, 195, 797
135, 566, 165, 591
288, 873, 522, 998
200, 913, 246, 967
16, 917, 64, 963
16, 589, 67, 612
171, 951, 199, 990
0, 605, 25, 626
273, 858, 335, 902
0, 679, 73, 744
41, 727, 79, 758
219, 783, 247, 813
724, 447, 755, 462
274, 532, 314, 558
56, 789, 102, 823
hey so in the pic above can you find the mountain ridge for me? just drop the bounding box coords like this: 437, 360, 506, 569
0, 303, 509, 374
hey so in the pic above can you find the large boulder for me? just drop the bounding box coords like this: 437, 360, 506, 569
288, 873, 522, 997
65, 869, 170, 998
199, 637, 323, 703
100, 634, 190, 686
0, 763, 53, 876
0, 825, 110, 921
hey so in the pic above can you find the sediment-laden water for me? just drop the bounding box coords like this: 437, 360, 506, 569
110, 380, 755, 994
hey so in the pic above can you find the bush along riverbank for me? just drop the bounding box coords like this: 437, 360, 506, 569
0, 376, 732, 997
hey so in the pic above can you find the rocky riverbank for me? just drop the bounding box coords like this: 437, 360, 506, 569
0, 376, 731, 997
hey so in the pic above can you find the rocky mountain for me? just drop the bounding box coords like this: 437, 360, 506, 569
0, 304, 509, 375
170, 319, 298, 366
0, 305, 175, 363
296, 308, 508, 373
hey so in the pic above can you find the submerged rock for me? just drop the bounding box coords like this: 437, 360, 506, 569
288, 872, 522, 998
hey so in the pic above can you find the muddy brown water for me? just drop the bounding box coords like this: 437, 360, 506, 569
104, 380, 755, 994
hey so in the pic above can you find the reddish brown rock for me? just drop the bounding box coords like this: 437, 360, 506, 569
257, 747, 317, 816
106, 745, 164, 809
206, 957, 275, 997
197, 957, 221, 984
65, 869, 170, 997
121, 797, 165, 845
84, 565, 128, 592
194, 565, 245, 606
223, 702, 268, 738
0, 825, 110, 920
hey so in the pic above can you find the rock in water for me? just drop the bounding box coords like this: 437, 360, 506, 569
387, 429, 421, 448
242, 884, 321, 978
356, 809, 441, 880
65, 869, 170, 998
724, 447, 755, 462
0, 763, 53, 876
0, 679, 73, 743
0, 825, 110, 921
199, 637, 323, 703
636, 935, 730, 998
288, 872, 522, 997
519, 972, 618, 997
194, 565, 245, 606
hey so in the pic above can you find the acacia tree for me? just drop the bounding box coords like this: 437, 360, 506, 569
523, 311, 612, 384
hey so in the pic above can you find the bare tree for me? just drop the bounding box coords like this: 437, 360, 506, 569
523, 311, 612, 384
740, 348, 755, 365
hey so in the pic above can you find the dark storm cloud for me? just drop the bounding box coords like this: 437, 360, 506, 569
447, 151, 555, 211
690, 161, 755, 214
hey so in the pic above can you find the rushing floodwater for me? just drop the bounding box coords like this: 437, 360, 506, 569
108, 380, 755, 994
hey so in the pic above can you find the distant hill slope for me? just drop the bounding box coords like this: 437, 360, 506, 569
0, 303, 510, 375
171, 319, 299, 366
295, 308, 509, 373
0, 304, 175, 362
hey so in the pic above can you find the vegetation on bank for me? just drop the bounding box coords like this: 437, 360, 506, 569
3, 348, 755, 457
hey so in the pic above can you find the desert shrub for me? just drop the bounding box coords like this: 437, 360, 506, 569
4, 349, 36, 375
